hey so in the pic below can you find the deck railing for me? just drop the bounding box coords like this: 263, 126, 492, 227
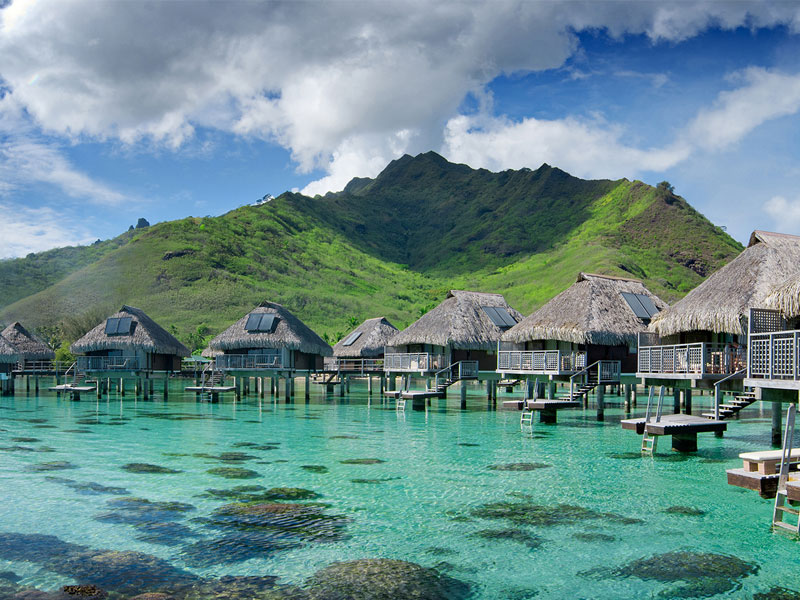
77, 356, 141, 371
324, 357, 384, 373
638, 343, 745, 377
14, 360, 71, 374
748, 330, 800, 380
497, 350, 587, 373
383, 353, 450, 372
215, 354, 284, 370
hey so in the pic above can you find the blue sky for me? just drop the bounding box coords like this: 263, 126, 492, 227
2, 1, 800, 257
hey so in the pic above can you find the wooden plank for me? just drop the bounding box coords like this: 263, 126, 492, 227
526, 400, 581, 410
727, 468, 780, 499
184, 386, 236, 392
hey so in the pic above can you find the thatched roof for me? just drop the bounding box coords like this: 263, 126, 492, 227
650, 231, 800, 337
208, 301, 332, 356
70, 306, 190, 357
764, 272, 800, 318
0, 334, 19, 364
1, 322, 54, 360
333, 317, 398, 358
387, 290, 524, 351
502, 273, 668, 346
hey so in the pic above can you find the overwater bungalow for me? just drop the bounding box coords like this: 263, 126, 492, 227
499, 273, 666, 380
328, 317, 398, 373
0, 334, 19, 375
208, 301, 332, 373
2, 322, 55, 371
70, 305, 190, 373
384, 290, 522, 384
639, 231, 800, 390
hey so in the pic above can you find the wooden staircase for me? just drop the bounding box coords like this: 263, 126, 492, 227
702, 390, 756, 420
426, 361, 479, 395
564, 372, 599, 402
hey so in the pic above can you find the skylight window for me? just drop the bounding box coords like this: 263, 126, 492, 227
481, 306, 517, 329
104, 317, 133, 336
342, 331, 362, 346
621, 292, 660, 320
245, 313, 279, 333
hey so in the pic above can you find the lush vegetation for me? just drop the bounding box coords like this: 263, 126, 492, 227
0, 152, 742, 349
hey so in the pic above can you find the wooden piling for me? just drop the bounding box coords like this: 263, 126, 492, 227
596, 385, 605, 420
772, 402, 783, 446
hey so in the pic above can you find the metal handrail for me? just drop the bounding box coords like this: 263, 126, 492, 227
569, 360, 621, 400
712, 368, 747, 420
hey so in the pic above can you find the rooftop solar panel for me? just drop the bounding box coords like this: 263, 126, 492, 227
257, 314, 278, 333
105, 316, 133, 336
636, 294, 660, 318
104, 318, 118, 335
482, 306, 517, 329
342, 331, 362, 346
245, 313, 262, 331
621, 292, 651, 320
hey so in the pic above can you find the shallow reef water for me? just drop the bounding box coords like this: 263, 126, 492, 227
0, 387, 795, 598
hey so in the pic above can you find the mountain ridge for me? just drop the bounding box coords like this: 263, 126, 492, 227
0, 152, 743, 348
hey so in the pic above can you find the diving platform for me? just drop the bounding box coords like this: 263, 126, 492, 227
621, 414, 727, 452
49, 384, 97, 401
727, 448, 800, 498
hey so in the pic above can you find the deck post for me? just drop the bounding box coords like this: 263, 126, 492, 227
163, 378, 169, 399
684, 388, 692, 414
284, 374, 291, 401
631, 385, 637, 407
97, 380, 102, 399
346, 375, 351, 393
547, 380, 556, 400
120, 378, 125, 397
339, 375, 346, 397
673, 387, 680, 414
26, 375, 30, 393
380, 375, 385, 395
368, 375, 373, 395
35, 375, 39, 393
772, 402, 783, 446
149, 378, 154, 396
596, 385, 604, 421
305, 373, 310, 401
486, 380, 492, 400
460, 381, 467, 409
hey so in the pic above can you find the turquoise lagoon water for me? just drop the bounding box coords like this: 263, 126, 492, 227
0, 380, 797, 599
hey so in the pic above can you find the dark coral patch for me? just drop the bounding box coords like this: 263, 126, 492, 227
340, 458, 385, 465
27, 461, 77, 472
121, 463, 181, 474
471, 501, 642, 527
301, 465, 329, 474
45, 476, 129, 496
487, 463, 551, 471
305, 559, 471, 600
573, 532, 616, 542
663, 506, 706, 517
206, 467, 260, 479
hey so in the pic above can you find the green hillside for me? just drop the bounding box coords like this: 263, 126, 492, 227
0, 152, 743, 349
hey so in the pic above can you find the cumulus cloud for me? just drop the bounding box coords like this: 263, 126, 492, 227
2, 0, 800, 195
0, 203, 95, 258
765, 195, 800, 230
687, 67, 800, 150
443, 113, 691, 180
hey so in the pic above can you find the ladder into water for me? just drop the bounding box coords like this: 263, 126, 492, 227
641, 386, 665, 455
773, 403, 799, 533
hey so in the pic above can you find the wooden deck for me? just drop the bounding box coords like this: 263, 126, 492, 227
184, 386, 236, 393
726, 448, 800, 498
621, 414, 726, 451
48, 384, 97, 401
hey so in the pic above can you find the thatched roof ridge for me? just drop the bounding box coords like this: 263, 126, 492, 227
208, 301, 333, 356
1, 322, 54, 360
387, 290, 524, 350
650, 230, 800, 337
70, 306, 190, 357
333, 317, 399, 358
502, 273, 668, 346
764, 272, 800, 318
0, 334, 19, 364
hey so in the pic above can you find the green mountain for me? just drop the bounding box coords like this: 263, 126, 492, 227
0, 152, 743, 348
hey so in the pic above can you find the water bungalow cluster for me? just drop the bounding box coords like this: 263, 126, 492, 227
5, 229, 800, 530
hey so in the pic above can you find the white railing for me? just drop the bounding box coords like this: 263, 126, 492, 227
215, 354, 284, 370
599, 359, 621, 382
749, 330, 800, 380
497, 350, 586, 373
15, 360, 70, 374
638, 343, 745, 376
324, 357, 385, 373
77, 356, 141, 371
569, 360, 621, 399
383, 353, 450, 372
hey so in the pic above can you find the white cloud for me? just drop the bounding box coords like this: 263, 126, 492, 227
0, 202, 95, 258
2, 0, 800, 194
442, 113, 691, 180
765, 195, 800, 230
0, 95, 127, 205
687, 67, 800, 150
